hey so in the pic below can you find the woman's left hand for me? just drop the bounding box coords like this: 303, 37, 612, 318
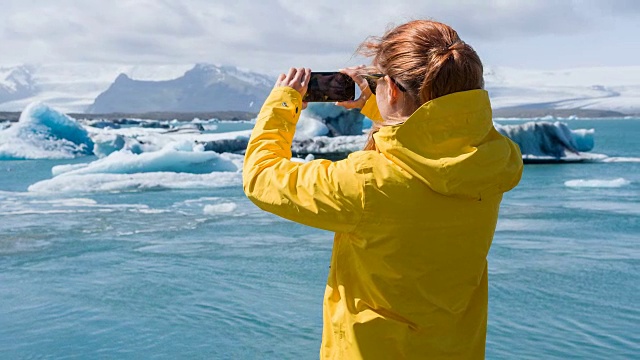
275, 67, 311, 109
336, 65, 372, 110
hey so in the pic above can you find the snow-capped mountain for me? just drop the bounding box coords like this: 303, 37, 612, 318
87, 64, 274, 113
0, 65, 38, 104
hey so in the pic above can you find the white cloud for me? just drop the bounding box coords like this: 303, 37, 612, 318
0, 0, 639, 72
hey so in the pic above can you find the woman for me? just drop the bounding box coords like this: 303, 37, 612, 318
243, 20, 523, 359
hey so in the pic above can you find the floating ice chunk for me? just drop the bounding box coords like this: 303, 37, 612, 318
305, 103, 364, 136
50, 162, 92, 176
193, 142, 206, 152
198, 138, 249, 153
290, 153, 316, 163
0, 102, 94, 159
92, 133, 126, 157
528, 153, 640, 164
564, 178, 631, 188
598, 157, 640, 163
291, 135, 366, 155
51, 141, 244, 177
570, 128, 595, 152
495, 121, 594, 158
28, 172, 242, 193
203, 202, 237, 214
295, 113, 329, 139
89, 127, 253, 156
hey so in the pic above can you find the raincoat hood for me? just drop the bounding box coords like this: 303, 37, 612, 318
373, 89, 522, 199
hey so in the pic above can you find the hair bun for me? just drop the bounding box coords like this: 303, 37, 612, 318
447, 41, 465, 51
357, 20, 484, 105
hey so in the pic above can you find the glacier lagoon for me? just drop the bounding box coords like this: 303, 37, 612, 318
0, 107, 639, 359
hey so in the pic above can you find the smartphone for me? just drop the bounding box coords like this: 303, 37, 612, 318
303, 72, 355, 102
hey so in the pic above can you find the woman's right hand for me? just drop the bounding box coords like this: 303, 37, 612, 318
335, 65, 373, 110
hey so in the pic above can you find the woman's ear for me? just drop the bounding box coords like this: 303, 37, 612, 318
386, 76, 399, 105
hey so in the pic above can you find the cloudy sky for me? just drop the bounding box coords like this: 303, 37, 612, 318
1, 0, 639, 74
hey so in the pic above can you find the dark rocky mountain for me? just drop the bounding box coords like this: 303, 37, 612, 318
87, 64, 274, 113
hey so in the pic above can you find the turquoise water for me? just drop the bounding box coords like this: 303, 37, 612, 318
1, 119, 639, 359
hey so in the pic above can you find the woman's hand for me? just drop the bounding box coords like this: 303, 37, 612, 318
335, 65, 373, 110
275, 67, 311, 109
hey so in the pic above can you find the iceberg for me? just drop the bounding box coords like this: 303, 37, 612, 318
178, 107, 365, 156
0, 102, 94, 160
52, 141, 243, 176
305, 103, 365, 137
92, 133, 127, 157
495, 121, 594, 160
28, 172, 242, 194
198, 138, 250, 154
28, 140, 244, 194
295, 113, 329, 139
91, 132, 166, 158
291, 135, 367, 160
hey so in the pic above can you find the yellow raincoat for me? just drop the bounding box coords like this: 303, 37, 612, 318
243, 87, 523, 359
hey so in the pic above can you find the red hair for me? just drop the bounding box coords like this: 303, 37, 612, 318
358, 20, 484, 150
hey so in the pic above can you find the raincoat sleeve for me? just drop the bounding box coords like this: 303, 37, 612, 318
243, 87, 365, 233
360, 95, 383, 122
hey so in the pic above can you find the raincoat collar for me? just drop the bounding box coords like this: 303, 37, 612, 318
376, 89, 493, 151
374, 89, 521, 199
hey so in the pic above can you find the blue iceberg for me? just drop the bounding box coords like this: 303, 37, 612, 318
495, 121, 594, 160
305, 103, 364, 136
0, 102, 94, 160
